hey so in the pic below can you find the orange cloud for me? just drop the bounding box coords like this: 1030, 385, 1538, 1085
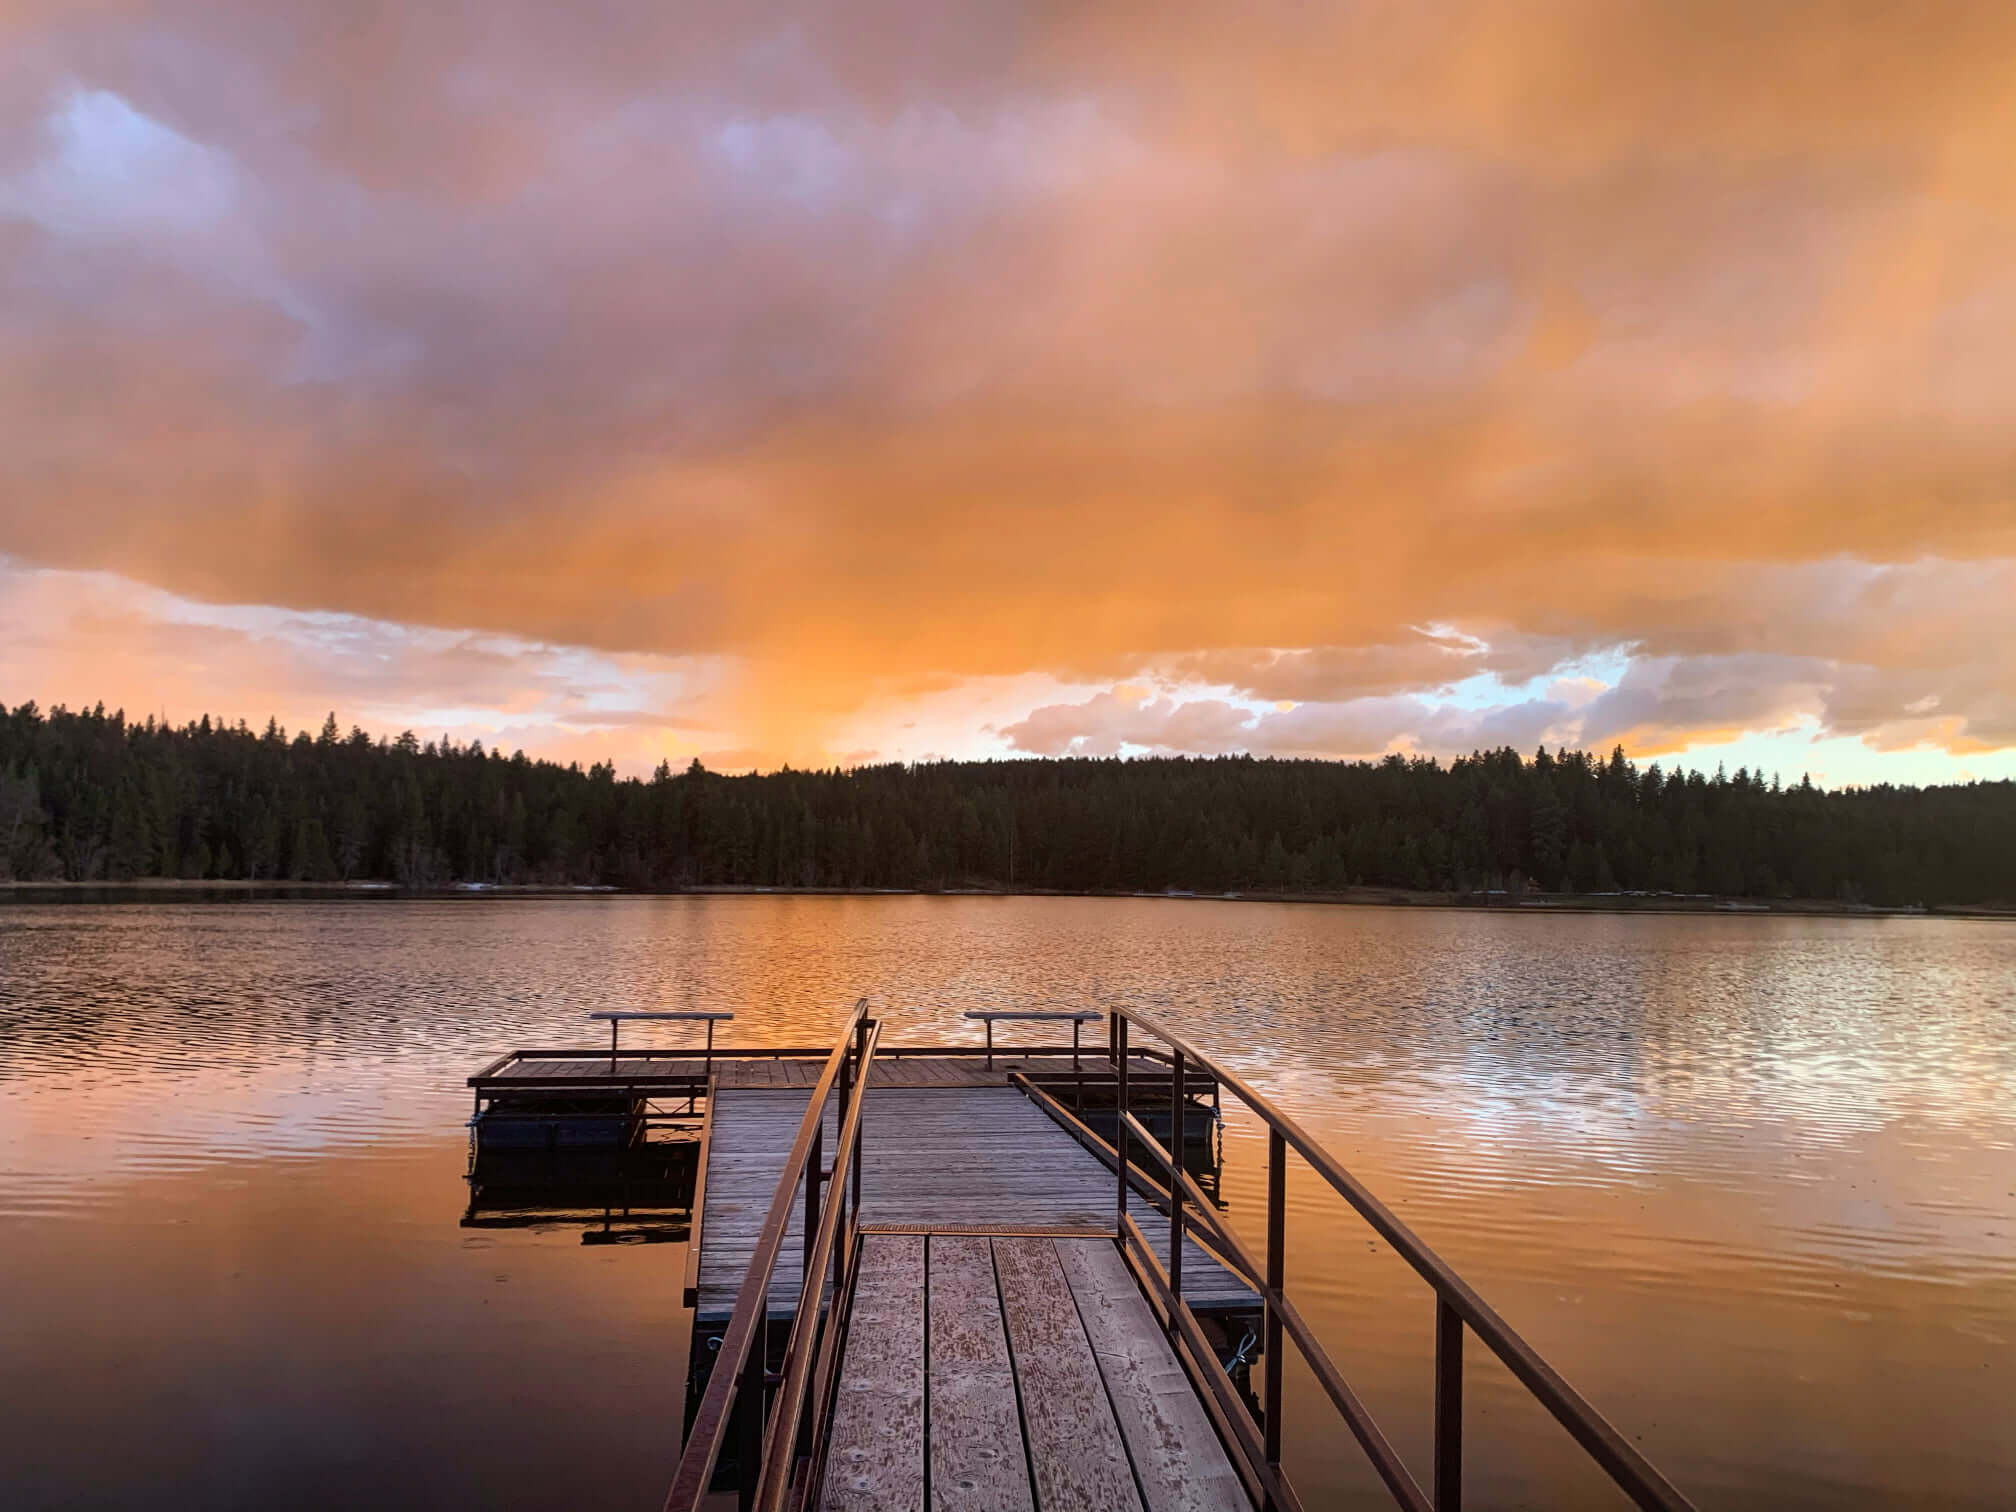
2, 4, 2015, 767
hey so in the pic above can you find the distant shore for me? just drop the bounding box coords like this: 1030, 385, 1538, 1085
3, 877, 2009, 919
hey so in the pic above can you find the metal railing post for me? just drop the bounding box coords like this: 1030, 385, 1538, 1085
1435, 1298, 1463, 1511
852, 1017, 869, 1209
804, 1125, 823, 1288
738, 1300, 766, 1512
1116, 1015, 1130, 1233
1263, 1127, 1286, 1496
798, 1125, 822, 1467
837, 1034, 853, 1237
1169, 1047, 1186, 1307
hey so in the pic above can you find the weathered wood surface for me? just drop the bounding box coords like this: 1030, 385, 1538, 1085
817, 1234, 1252, 1512
694, 1090, 841, 1317
695, 1086, 1254, 1319
486, 1052, 1176, 1089
818, 1233, 926, 1512
928, 1237, 1035, 1512
991, 1236, 1144, 1512
1056, 1238, 1250, 1512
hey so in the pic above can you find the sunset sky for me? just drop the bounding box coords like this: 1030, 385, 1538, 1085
4, 3, 2015, 783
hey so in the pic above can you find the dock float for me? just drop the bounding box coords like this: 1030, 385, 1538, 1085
469, 1004, 1698, 1511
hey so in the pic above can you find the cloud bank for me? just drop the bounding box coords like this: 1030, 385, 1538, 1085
3, 4, 2015, 773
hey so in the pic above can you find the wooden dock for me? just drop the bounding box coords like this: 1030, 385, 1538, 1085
693, 1084, 1254, 1322
478, 1006, 1695, 1512
818, 1232, 1247, 1512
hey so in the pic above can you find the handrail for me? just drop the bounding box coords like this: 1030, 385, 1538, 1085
1109, 1004, 1696, 1512
590, 1009, 733, 1076
1008, 1072, 1247, 1267
753, 1015, 882, 1511
963, 1008, 1099, 1069
588, 1010, 737, 1019
662, 999, 878, 1512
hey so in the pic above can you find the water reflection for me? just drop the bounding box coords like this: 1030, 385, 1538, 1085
464, 1143, 695, 1246
2, 898, 2013, 1508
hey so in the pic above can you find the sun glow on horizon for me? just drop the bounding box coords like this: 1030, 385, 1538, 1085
4, 7, 2016, 782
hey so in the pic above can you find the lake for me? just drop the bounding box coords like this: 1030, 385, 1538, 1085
1, 896, 2011, 1509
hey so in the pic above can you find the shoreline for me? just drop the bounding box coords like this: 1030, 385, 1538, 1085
2, 877, 2009, 919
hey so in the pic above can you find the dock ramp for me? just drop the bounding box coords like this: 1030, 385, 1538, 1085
654, 1001, 1696, 1512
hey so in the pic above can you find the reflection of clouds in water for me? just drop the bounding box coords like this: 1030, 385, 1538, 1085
4, 897, 2014, 1505
1191, 917, 2015, 1139
3, 898, 2012, 1230
0, 1063, 455, 1213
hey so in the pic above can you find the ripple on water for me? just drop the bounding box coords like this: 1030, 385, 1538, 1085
2, 898, 2014, 1509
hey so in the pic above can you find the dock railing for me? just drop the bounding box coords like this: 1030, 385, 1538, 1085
1100, 1005, 1696, 1512
663, 998, 881, 1512
962, 1007, 1100, 1069
588, 1009, 732, 1077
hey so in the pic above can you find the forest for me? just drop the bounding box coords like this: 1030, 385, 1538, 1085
2, 699, 2012, 906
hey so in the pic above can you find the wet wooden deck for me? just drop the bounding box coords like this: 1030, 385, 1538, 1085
818, 1232, 1248, 1512
694, 1085, 1254, 1322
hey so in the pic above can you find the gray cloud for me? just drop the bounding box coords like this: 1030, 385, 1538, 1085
1163, 629, 1585, 703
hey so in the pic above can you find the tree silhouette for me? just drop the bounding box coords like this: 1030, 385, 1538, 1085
2, 704, 2011, 906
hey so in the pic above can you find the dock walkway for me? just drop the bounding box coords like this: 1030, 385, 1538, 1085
819, 1232, 1247, 1512
636, 1006, 1695, 1512
695, 1084, 1254, 1322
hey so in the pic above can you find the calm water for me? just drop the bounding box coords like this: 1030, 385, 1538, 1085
1, 897, 2011, 1509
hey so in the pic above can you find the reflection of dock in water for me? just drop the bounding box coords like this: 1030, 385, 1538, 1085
465, 1006, 1696, 1512
462, 1142, 694, 1245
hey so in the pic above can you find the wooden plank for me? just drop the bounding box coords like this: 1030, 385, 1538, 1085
820, 1234, 926, 1512
927, 1237, 1035, 1512
1055, 1238, 1250, 1512
991, 1236, 1143, 1512
697, 1088, 841, 1316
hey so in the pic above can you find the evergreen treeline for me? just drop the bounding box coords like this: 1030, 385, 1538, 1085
2, 700, 2011, 906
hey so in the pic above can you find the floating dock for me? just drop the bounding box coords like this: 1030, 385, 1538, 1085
468, 1005, 1696, 1512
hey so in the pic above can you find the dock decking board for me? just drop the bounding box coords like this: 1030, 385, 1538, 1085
695, 1086, 1254, 1320
927, 1236, 1035, 1512
993, 1235, 1145, 1512
1056, 1237, 1251, 1512
819, 1234, 1248, 1512
819, 1233, 926, 1512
